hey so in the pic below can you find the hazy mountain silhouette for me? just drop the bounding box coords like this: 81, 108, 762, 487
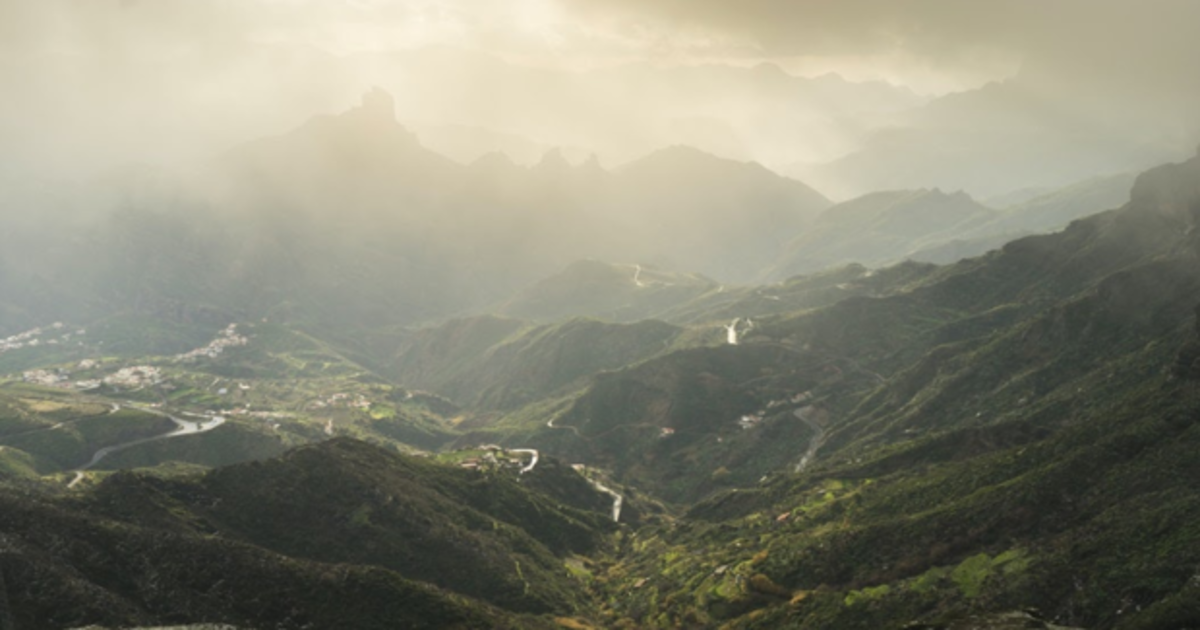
790, 80, 1185, 199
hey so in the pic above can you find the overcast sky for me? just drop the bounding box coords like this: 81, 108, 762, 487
5, 0, 1188, 88
1, 0, 1197, 179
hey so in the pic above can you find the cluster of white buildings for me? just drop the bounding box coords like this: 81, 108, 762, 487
227, 408, 292, 420
738, 413, 765, 430
21, 369, 68, 387
21, 357, 103, 390
20, 359, 166, 392
458, 445, 529, 471
1, 323, 83, 355
102, 365, 164, 389
764, 391, 813, 411
175, 324, 249, 361
308, 392, 372, 411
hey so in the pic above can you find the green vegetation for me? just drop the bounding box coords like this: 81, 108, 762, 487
0, 438, 619, 628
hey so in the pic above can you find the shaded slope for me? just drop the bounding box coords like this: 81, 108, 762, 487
528, 344, 858, 503
0, 437, 624, 629
81, 438, 613, 616
393, 316, 682, 410
0, 487, 529, 630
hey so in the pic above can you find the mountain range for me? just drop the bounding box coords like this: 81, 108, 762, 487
1, 91, 1199, 629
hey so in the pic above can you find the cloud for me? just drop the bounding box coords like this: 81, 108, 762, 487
558, 0, 1200, 88
0, 0, 1195, 179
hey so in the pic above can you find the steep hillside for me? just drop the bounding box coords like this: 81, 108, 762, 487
598, 326, 1200, 628
470, 157, 1198, 502
524, 343, 861, 503
393, 315, 682, 410
0, 485, 520, 629
0, 438, 615, 629
568, 147, 1200, 629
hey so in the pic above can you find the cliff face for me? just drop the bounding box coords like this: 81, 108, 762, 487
1129, 149, 1200, 226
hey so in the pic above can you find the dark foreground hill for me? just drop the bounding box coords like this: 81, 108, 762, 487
0, 438, 614, 629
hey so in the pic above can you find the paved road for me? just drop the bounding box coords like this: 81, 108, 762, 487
67, 470, 86, 489
793, 405, 826, 473
588, 477, 623, 522
73, 410, 226, 474
725, 318, 741, 345
511, 448, 539, 474
546, 416, 582, 437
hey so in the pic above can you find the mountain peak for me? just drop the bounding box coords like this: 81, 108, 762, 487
470, 151, 518, 171
535, 147, 572, 172
357, 86, 396, 124
580, 153, 604, 172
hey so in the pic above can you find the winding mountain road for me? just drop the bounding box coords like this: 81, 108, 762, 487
70, 407, 227, 484
511, 448, 539, 474
588, 477, 623, 522
793, 405, 826, 473
516, 428, 620, 520
546, 416, 582, 437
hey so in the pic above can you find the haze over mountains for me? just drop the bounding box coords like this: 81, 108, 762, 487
1, 89, 837, 338
0, 87, 1145, 344
2, 1, 1200, 629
